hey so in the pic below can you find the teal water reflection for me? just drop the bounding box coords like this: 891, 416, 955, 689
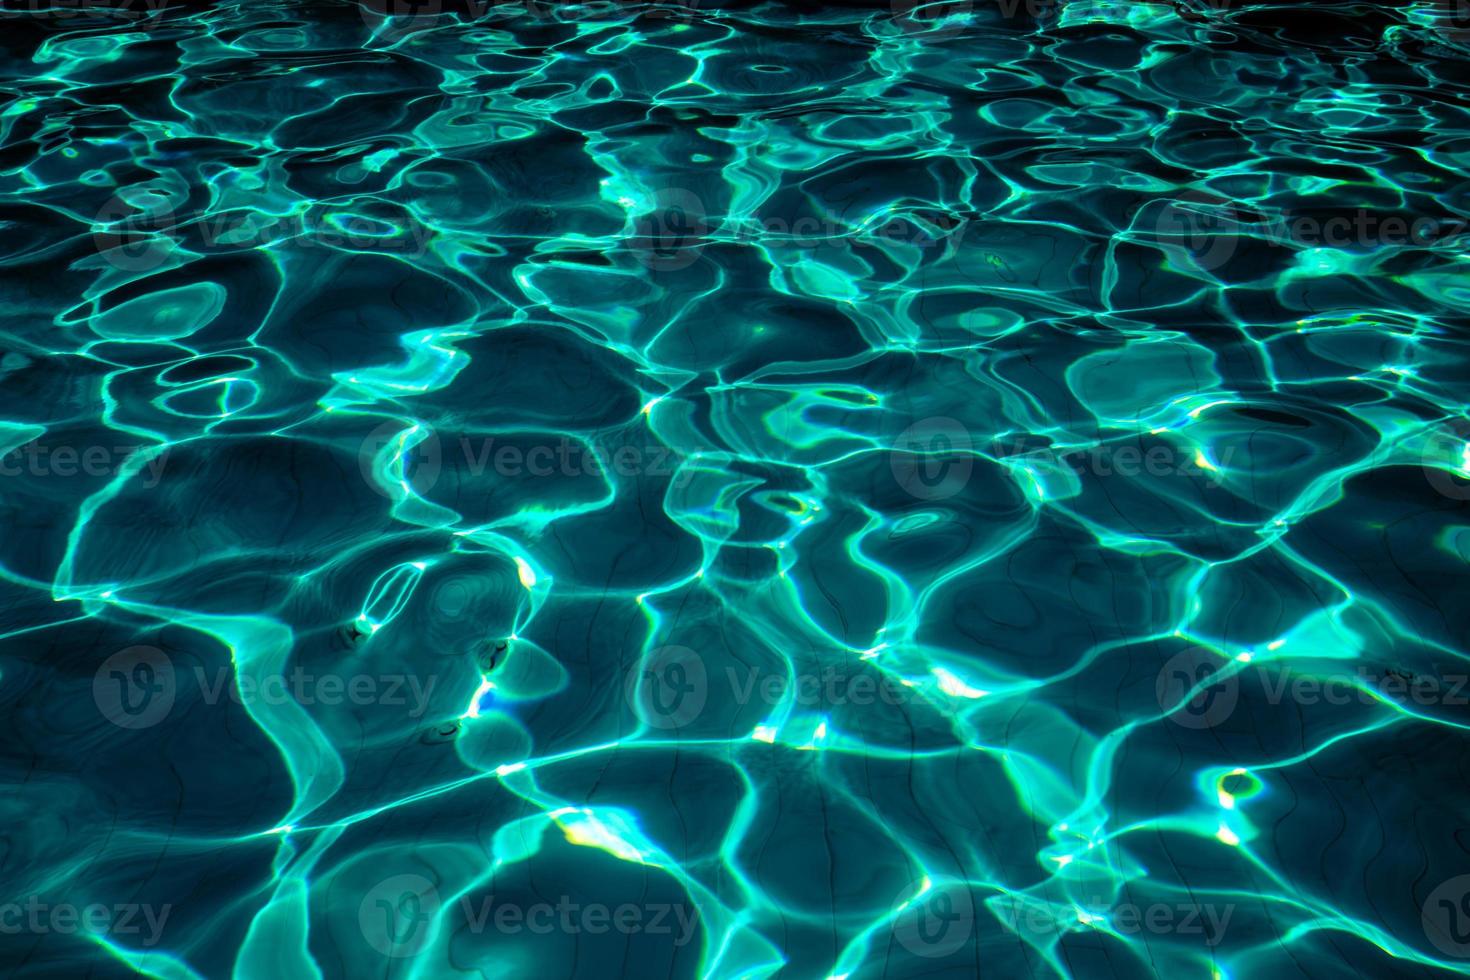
2, 0, 1470, 977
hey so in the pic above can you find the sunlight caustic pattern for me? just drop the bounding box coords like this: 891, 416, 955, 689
1, 0, 1470, 977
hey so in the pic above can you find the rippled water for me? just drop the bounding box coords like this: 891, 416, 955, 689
4, 0, 1470, 976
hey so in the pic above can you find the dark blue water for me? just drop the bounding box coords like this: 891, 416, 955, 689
2, 0, 1470, 977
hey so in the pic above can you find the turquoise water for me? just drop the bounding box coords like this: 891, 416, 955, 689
4, 0, 1470, 976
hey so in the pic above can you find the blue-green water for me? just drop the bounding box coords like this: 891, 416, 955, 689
3, 0, 1470, 977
